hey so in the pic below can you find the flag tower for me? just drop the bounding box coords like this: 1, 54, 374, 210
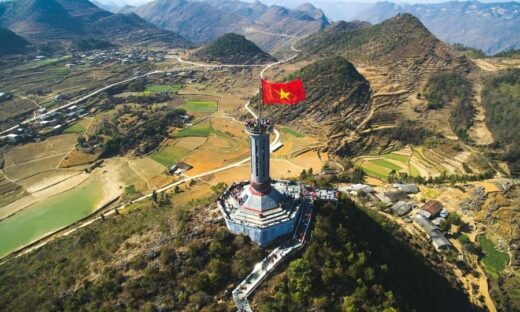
217, 78, 306, 247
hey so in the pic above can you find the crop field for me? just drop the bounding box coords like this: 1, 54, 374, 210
0, 97, 38, 128
180, 101, 218, 113
0, 177, 26, 208
274, 126, 321, 159
479, 235, 509, 277
184, 119, 249, 175
59, 149, 99, 168
0, 180, 104, 258
176, 120, 212, 137
354, 144, 490, 180
63, 119, 89, 134
150, 144, 192, 168
145, 84, 181, 93
356, 148, 419, 180
3, 134, 77, 182
281, 127, 305, 138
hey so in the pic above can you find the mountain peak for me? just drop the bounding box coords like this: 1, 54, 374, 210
194, 33, 275, 65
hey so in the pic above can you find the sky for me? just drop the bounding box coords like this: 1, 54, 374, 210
94, 0, 519, 7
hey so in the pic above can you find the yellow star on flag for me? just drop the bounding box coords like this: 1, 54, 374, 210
279, 88, 291, 100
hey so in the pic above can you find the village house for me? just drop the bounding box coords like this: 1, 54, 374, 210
168, 162, 193, 175
413, 214, 453, 251
393, 183, 419, 194
420, 200, 444, 219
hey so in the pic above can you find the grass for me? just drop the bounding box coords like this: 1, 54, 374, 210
64, 122, 85, 134
385, 153, 409, 163
181, 101, 218, 113
0, 181, 103, 258
176, 122, 212, 138
149, 144, 191, 168
358, 161, 391, 180
372, 159, 403, 171
282, 127, 305, 138
145, 84, 182, 93
479, 235, 509, 277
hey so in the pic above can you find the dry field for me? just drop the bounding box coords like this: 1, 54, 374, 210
3, 134, 78, 182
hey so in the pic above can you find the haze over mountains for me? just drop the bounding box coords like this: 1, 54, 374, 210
263, 0, 520, 54
133, 0, 330, 51
0, 0, 191, 47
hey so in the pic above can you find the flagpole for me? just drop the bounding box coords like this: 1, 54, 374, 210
259, 78, 263, 120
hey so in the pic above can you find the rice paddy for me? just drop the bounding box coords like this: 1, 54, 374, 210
180, 101, 218, 113
150, 144, 192, 168
0, 180, 104, 258
145, 84, 182, 93
176, 120, 212, 137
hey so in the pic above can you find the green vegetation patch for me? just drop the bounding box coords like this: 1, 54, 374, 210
176, 121, 211, 138
145, 84, 182, 93
423, 71, 474, 139
372, 159, 403, 171
282, 127, 305, 138
358, 160, 391, 180
482, 69, 520, 176
0, 181, 104, 258
64, 122, 85, 134
150, 144, 191, 168
181, 101, 217, 113
256, 196, 477, 311
478, 235, 509, 276
384, 153, 409, 163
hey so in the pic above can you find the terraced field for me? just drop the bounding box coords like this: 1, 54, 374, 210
355, 145, 482, 180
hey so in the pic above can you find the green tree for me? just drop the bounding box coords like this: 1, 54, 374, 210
288, 259, 313, 302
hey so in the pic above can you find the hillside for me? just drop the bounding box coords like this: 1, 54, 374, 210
302, 13, 451, 66
0, 0, 191, 47
0, 28, 29, 56
253, 198, 478, 311
264, 56, 371, 136
352, 1, 520, 54
0, 191, 481, 311
297, 14, 474, 155
193, 33, 276, 65
134, 0, 329, 51
0, 197, 265, 311
481, 69, 520, 177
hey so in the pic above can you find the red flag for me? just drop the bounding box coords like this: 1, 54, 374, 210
261, 78, 306, 105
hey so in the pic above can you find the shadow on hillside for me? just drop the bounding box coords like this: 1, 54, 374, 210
344, 200, 483, 312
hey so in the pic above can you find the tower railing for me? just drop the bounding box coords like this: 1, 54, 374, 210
245, 118, 274, 134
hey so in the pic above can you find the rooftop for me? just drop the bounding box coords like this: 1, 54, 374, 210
420, 200, 444, 217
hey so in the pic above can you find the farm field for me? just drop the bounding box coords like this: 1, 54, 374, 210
0, 177, 26, 208
0, 179, 104, 258
183, 119, 249, 175
145, 84, 181, 93
180, 101, 218, 113
150, 143, 192, 168
63, 118, 91, 134
354, 145, 489, 180
3, 134, 78, 182
478, 235, 510, 278
176, 119, 212, 137
273, 126, 321, 159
